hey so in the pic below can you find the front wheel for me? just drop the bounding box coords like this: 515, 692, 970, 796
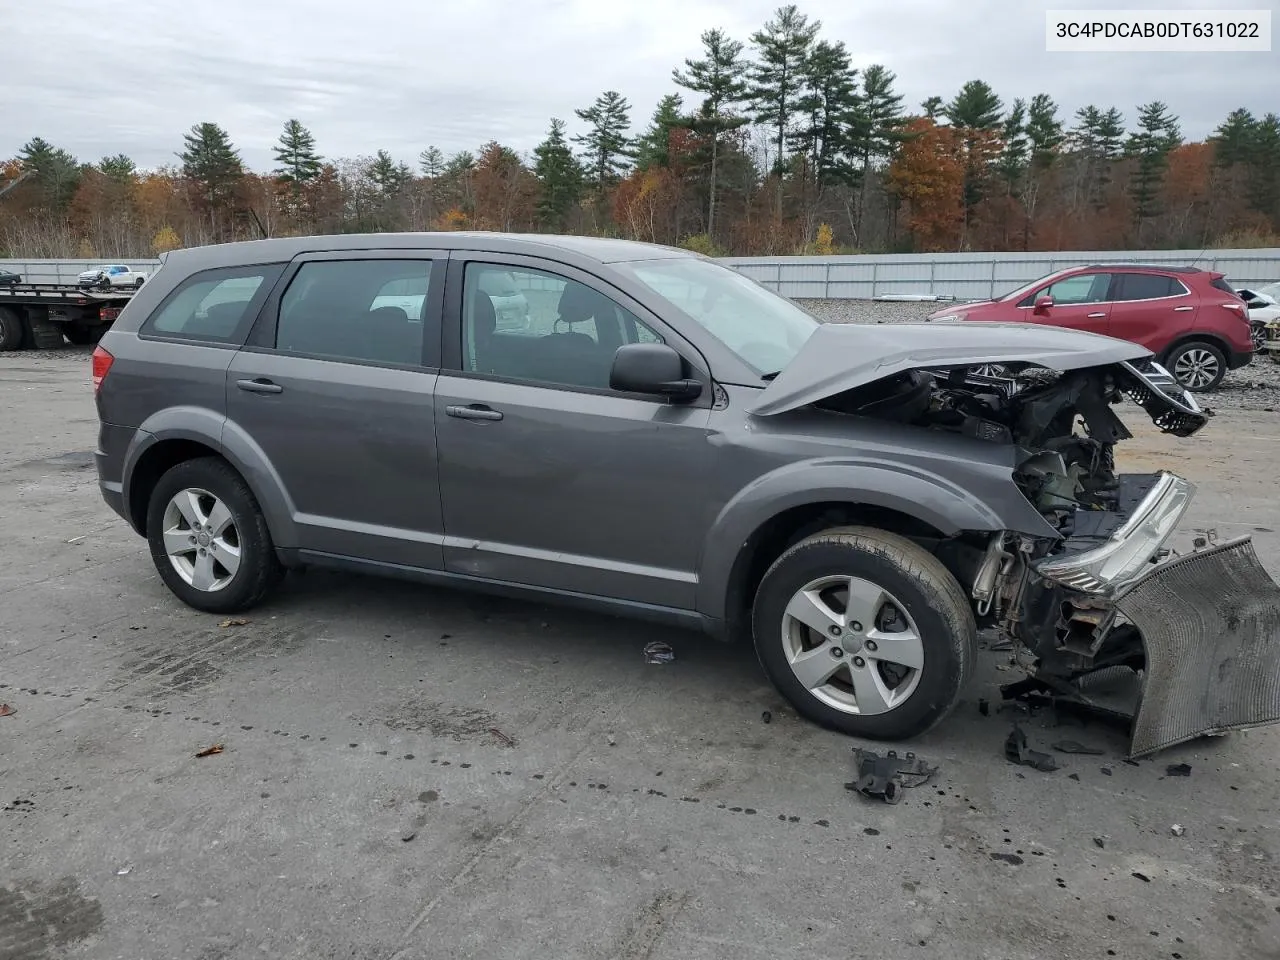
1166, 341, 1226, 392
146, 457, 284, 614
752, 526, 976, 741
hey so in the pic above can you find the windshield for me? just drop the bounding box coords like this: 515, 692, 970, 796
995, 268, 1077, 302
620, 257, 819, 375
1256, 281, 1280, 301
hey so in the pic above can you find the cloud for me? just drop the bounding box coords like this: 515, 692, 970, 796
2, 0, 1272, 171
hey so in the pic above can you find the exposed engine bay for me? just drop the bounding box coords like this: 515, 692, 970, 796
815, 356, 1280, 757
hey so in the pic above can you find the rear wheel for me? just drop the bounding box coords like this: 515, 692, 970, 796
0, 307, 23, 352
146, 457, 284, 614
1166, 340, 1226, 392
64, 323, 105, 345
134, 276, 145, 288
751, 526, 976, 741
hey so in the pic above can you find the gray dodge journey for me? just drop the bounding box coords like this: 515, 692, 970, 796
92, 232, 1280, 756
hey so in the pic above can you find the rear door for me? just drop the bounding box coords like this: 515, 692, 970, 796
1018, 271, 1114, 335
225, 250, 448, 568
1106, 272, 1195, 353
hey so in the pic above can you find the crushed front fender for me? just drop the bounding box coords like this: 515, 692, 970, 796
1116, 536, 1280, 757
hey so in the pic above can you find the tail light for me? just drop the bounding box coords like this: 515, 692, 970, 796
91, 345, 114, 394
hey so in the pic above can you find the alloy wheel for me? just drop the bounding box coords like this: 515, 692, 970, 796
1172, 348, 1220, 390
780, 575, 925, 716
161, 487, 241, 592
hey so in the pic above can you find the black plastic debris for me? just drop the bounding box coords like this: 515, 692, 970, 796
1101, 766, 1113, 776
1166, 763, 1192, 777
1094, 837, 1105, 849
761, 710, 772, 724
1052, 740, 1105, 755
1005, 725, 1059, 772
1068, 773, 1081, 781
643, 641, 675, 664
844, 748, 936, 804
1132, 872, 1152, 883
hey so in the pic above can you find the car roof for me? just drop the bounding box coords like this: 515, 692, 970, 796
157, 232, 700, 274
1080, 263, 1205, 274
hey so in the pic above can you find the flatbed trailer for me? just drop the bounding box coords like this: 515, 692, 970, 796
0, 283, 136, 350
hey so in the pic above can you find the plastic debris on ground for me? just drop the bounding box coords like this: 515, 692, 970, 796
1166, 763, 1192, 777
1004, 725, 1059, 772
0, 703, 14, 718
194, 744, 225, 758
219, 618, 250, 628
844, 748, 937, 804
643, 641, 675, 664
1051, 740, 1105, 755
1171, 824, 1186, 837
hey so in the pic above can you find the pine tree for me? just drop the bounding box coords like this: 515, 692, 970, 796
944, 80, 1003, 246
748, 4, 821, 179
845, 65, 906, 240
368, 150, 411, 196
573, 90, 634, 190
1210, 108, 1257, 166
997, 99, 1028, 191
18, 136, 81, 211
1248, 113, 1280, 222
1126, 101, 1182, 235
1026, 94, 1065, 167
673, 28, 751, 238
179, 122, 243, 214
419, 146, 445, 179
99, 154, 136, 184
273, 119, 322, 190
533, 118, 584, 230
792, 39, 859, 188
633, 95, 686, 171
920, 96, 944, 120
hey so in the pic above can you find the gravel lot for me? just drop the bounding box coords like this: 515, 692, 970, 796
4, 347, 1280, 960
797, 298, 1280, 413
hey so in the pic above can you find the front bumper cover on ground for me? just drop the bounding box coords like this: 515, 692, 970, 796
1116, 536, 1280, 757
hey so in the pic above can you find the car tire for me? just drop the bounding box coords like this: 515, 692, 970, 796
1165, 340, 1226, 392
64, 323, 105, 346
146, 457, 285, 614
0, 307, 23, 352
135, 277, 145, 288
752, 525, 976, 741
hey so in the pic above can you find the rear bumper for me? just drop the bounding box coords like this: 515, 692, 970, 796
95, 421, 135, 529
1227, 344, 1254, 369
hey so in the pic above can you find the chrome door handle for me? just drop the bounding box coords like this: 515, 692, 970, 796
446, 404, 503, 421
236, 378, 283, 394
1087, 312, 1106, 318
1174, 306, 1194, 312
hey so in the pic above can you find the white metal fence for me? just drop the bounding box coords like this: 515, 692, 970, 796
4, 248, 1279, 300
721, 249, 1280, 300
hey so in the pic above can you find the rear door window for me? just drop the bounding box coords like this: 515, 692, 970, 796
143, 264, 286, 343
1114, 274, 1188, 301
274, 259, 435, 367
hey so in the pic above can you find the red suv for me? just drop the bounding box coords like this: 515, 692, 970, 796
926, 264, 1253, 391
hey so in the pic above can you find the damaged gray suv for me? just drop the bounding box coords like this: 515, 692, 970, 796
92, 233, 1280, 757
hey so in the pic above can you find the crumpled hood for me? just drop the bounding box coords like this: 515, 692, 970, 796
751, 321, 1151, 417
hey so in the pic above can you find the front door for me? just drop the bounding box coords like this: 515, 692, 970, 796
225, 251, 448, 568
433, 255, 716, 610
1020, 271, 1114, 336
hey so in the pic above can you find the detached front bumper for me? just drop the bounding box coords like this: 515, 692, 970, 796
1016, 471, 1280, 757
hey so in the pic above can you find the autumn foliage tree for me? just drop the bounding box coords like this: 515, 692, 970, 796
887, 119, 964, 252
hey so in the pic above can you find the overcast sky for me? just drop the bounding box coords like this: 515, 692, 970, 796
4, 0, 1275, 172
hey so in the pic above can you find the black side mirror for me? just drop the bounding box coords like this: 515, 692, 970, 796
610, 342, 702, 401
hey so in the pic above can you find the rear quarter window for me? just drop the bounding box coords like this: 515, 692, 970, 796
142, 264, 286, 344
